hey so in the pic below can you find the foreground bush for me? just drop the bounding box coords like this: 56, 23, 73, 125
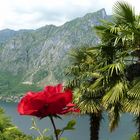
0, 108, 33, 140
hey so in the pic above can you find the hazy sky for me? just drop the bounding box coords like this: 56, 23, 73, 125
0, 0, 139, 30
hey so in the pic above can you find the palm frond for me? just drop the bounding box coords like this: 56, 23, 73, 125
100, 62, 125, 76
103, 80, 128, 105
78, 98, 101, 114
124, 77, 140, 115
108, 105, 121, 132
124, 99, 140, 115
113, 1, 136, 25
128, 77, 140, 98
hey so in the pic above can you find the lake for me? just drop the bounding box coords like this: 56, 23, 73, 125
0, 101, 136, 140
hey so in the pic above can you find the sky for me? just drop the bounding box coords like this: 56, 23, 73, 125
0, 0, 139, 30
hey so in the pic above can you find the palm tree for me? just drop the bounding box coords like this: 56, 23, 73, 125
66, 1, 140, 139
95, 15, 129, 132
65, 46, 104, 140
110, 2, 140, 139
96, 1, 140, 138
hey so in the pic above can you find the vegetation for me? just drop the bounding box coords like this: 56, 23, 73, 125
65, 46, 103, 140
130, 134, 139, 140
0, 71, 41, 101
66, 1, 140, 140
0, 107, 64, 140
0, 108, 33, 140
97, 1, 140, 139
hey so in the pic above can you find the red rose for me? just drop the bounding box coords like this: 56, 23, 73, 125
17, 84, 79, 118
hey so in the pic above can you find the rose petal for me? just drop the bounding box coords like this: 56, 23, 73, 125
44, 84, 63, 95
17, 84, 79, 118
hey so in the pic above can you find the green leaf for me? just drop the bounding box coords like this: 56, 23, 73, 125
43, 128, 50, 135
63, 119, 76, 130
55, 129, 62, 136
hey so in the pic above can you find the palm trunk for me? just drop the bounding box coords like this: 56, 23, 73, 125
90, 112, 102, 140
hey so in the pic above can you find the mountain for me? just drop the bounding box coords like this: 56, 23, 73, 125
0, 29, 16, 43
0, 9, 109, 98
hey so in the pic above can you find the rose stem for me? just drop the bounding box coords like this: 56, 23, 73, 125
49, 116, 59, 140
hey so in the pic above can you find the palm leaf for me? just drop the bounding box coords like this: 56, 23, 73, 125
108, 105, 121, 132
103, 80, 128, 105
124, 77, 140, 115
113, 1, 136, 25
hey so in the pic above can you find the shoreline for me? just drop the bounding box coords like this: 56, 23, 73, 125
0, 95, 22, 103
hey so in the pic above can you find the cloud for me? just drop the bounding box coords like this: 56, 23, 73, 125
0, 0, 139, 30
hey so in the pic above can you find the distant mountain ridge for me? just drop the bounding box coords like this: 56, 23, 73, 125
0, 8, 109, 97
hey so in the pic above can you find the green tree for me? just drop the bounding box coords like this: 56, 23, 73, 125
96, 1, 140, 138
66, 1, 140, 140
109, 1, 140, 139
65, 46, 104, 140
94, 6, 128, 132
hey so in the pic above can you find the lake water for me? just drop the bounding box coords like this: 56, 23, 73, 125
0, 101, 136, 140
